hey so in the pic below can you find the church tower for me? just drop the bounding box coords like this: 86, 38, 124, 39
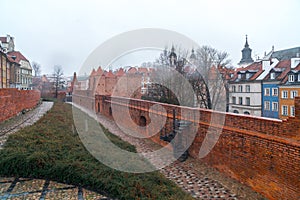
169, 45, 177, 67
239, 35, 254, 65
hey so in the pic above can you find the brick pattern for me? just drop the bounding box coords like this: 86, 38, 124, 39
0, 89, 40, 122
73, 94, 300, 200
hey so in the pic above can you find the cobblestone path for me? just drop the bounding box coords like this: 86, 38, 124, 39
0, 102, 53, 149
0, 177, 110, 200
75, 104, 264, 200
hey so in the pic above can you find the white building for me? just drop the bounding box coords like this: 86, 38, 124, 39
229, 61, 263, 116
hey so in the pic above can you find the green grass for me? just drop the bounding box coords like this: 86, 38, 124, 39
0, 102, 193, 200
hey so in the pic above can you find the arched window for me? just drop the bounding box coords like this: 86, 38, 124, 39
233, 110, 239, 114
244, 111, 250, 115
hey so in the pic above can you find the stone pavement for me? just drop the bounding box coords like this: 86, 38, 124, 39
0, 177, 109, 200
75, 104, 264, 200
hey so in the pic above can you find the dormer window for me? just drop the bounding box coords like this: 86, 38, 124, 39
270, 72, 275, 79
288, 74, 294, 82
246, 73, 251, 79
238, 74, 241, 79
298, 74, 300, 82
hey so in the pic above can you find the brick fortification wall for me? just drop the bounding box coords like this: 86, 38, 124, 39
75, 94, 300, 200
72, 90, 95, 111
0, 89, 41, 122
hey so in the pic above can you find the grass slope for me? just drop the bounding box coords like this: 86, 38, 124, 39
0, 102, 192, 200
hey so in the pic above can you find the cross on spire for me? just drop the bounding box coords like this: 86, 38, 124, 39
245, 34, 249, 48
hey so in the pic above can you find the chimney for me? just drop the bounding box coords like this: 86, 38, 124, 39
6, 34, 10, 42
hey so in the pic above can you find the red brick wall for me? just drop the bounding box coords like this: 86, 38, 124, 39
75, 94, 300, 200
72, 90, 95, 111
0, 89, 41, 122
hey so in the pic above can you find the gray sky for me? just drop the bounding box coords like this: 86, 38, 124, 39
1, 0, 299, 76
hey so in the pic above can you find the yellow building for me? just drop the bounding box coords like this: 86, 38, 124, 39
0, 50, 8, 88
279, 66, 300, 119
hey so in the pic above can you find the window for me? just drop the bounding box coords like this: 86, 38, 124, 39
270, 72, 275, 79
239, 97, 243, 105
298, 74, 300, 82
246, 73, 251, 79
238, 74, 242, 79
244, 111, 250, 115
233, 110, 239, 114
265, 88, 270, 96
272, 102, 278, 111
246, 97, 250, 106
232, 85, 236, 92
272, 88, 278, 96
291, 106, 295, 117
238, 85, 243, 92
282, 105, 288, 116
264, 101, 270, 110
232, 96, 236, 104
246, 85, 250, 92
291, 90, 298, 99
282, 90, 288, 99
288, 74, 294, 82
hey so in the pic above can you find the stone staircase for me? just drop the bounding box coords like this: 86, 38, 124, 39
160, 120, 192, 162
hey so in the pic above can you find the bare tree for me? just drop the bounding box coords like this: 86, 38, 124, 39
53, 65, 64, 98
192, 46, 231, 110
149, 46, 193, 106
149, 45, 232, 110
32, 61, 41, 77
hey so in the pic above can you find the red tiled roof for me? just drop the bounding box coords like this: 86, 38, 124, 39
262, 59, 291, 83
231, 62, 263, 81
115, 68, 125, 77
273, 60, 290, 81
6, 55, 19, 64
96, 67, 103, 76
127, 67, 137, 74
7, 51, 29, 63
281, 62, 300, 84
90, 68, 97, 76
105, 70, 115, 78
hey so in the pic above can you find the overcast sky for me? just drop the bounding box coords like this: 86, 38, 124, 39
1, 0, 299, 76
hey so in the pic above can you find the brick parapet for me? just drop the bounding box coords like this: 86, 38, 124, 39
74, 94, 300, 200
0, 89, 41, 122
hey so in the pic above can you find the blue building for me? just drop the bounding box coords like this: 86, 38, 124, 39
262, 83, 279, 118
262, 60, 290, 118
